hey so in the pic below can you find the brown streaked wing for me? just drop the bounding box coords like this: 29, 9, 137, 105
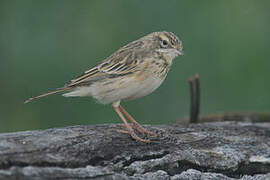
66, 50, 143, 87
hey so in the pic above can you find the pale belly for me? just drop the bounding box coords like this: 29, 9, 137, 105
123, 74, 165, 101
97, 74, 165, 104
63, 74, 166, 104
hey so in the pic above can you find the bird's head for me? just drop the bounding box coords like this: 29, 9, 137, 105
143, 31, 184, 59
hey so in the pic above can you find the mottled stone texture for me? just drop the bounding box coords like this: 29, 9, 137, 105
0, 122, 269, 180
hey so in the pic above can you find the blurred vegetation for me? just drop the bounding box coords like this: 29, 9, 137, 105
0, 0, 269, 133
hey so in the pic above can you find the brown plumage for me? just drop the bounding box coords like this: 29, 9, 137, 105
25, 31, 184, 142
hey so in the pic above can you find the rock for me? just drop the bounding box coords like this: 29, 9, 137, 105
0, 121, 269, 179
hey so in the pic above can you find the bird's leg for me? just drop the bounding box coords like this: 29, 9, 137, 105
113, 105, 150, 143
119, 105, 156, 136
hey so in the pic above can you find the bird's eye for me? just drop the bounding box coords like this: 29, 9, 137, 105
161, 40, 169, 48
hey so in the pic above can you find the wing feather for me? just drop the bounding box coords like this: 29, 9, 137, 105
66, 49, 144, 87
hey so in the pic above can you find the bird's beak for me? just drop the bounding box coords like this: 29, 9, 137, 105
177, 49, 184, 56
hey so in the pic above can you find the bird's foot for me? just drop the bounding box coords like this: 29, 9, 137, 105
131, 122, 157, 136
114, 123, 156, 136
116, 129, 150, 143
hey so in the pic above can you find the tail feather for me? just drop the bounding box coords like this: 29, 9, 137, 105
24, 87, 73, 104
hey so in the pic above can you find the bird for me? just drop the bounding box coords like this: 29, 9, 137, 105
25, 31, 184, 143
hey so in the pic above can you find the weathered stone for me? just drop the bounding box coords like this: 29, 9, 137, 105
0, 121, 269, 179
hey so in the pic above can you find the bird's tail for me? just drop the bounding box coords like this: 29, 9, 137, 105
24, 87, 73, 104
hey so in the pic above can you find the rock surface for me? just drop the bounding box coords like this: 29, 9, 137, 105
0, 121, 269, 180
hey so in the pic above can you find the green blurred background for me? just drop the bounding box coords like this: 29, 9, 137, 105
1, 0, 269, 133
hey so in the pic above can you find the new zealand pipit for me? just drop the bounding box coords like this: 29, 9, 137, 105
25, 31, 184, 143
